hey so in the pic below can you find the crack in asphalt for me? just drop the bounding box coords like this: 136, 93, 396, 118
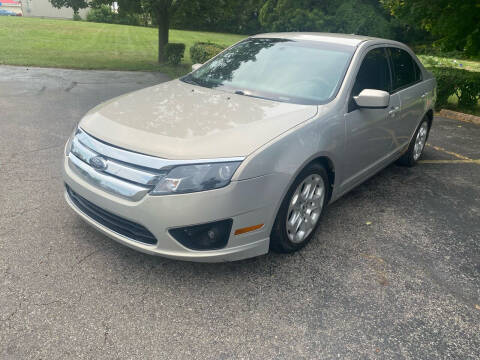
0, 301, 23, 329
103, 321, 110, 346
32, 300, 63, 307
74, 249, 102, 267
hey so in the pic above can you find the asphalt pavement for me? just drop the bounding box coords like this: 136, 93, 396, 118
1, 66, 479, 359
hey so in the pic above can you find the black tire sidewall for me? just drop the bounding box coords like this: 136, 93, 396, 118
398, 118, 430, 167
270, 163, 330, 253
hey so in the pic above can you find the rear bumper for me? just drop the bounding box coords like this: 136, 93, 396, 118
63, 156, 284, 262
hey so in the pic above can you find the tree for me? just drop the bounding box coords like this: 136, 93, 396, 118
259, 0, 394, 38
125, 0, 175, 63
171, 0, 263, 34
334, 0, 393, 38
381, 0, 480, 55
259, 0, 328, 32
90, 0, 179, 62
49, 0, 88, 16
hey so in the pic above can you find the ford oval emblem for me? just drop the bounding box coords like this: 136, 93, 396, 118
89, 156, 108, 171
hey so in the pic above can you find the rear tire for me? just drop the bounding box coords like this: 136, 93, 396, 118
396, 118, 430, 167
270, 163, 330, 253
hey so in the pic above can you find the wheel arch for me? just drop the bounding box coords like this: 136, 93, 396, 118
308, 156, 335, 201
422, 108, 434, 141
275, 153, 337, 217
268, 153, 336, 251
425, 108, 434, 129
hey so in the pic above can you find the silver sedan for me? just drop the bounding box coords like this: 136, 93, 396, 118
63, 32, 436, 262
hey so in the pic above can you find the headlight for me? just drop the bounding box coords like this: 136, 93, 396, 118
150, 161, 241, 195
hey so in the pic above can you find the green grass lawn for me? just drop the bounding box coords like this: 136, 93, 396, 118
2, 16, 480, 77
0, 16, 245, 77
1, 17, 479, 115
418, 55, 480, 73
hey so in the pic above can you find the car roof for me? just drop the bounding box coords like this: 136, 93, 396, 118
250, 32, 381, 47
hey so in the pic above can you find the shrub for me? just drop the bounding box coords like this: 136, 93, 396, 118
73, 13, 82, 21
86, 6, 140, 26
190, 42, 226, 64
428, 67, 480, 110
87, 5, 115, 23
164, 43, 186, 65
116, 12, 141, 26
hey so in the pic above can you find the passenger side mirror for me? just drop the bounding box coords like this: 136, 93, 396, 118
192, 63, 203, 72
353, 89, 390, 109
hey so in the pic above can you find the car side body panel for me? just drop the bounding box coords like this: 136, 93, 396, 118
235, 103, 346, 229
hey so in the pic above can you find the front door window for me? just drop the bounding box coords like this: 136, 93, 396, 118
352, 48, 391, 97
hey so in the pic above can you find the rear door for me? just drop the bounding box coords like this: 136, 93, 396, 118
387, 47, 427, 150
343, 47, 401, 186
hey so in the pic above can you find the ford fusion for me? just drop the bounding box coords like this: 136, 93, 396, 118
63, 33, 436, 262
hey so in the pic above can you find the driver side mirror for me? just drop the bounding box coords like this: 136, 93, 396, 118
192, 63, 203, 72
353, 89, 390, 109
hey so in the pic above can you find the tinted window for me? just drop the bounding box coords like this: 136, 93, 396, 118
182, 38, 355, 105
413, 60, 422, 82
352, 48, 390, 97
389, 48, 416, 91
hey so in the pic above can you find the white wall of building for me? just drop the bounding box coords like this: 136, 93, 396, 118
21, 0, 88, 19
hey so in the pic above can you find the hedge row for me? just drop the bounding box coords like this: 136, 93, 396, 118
428, 67, 480, 110
86, 5, 141, 26
164, 43, 186, 65
190, 42, 226, 64
162, 42, 225, 66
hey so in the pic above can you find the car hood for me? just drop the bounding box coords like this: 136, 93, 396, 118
79, 79, 318, 159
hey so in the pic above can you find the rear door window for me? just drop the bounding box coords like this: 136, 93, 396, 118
388, 47, 418, 91
413, 60, 422, 83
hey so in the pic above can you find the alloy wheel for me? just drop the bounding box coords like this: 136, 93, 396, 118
413, 121, 428, 161
285, 174, 325, 243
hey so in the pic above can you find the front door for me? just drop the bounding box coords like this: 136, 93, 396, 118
343, 47, 399, 187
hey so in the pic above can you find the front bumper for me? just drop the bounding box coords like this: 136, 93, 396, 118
63, 155, 283, 262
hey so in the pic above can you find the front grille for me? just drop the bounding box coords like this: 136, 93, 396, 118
68, 129, 167, 201
66, 185, 157, 245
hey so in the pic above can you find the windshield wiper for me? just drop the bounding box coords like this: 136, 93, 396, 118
182, 76, 202, 87
232, 89, 291, 103
233, 89, 260, 98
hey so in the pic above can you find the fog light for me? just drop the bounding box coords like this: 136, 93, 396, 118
169, 219, 233, 250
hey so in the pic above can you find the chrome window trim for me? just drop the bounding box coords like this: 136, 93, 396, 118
77, 128, 245, 170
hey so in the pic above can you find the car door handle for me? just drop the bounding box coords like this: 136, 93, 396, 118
388, 106, 400, 116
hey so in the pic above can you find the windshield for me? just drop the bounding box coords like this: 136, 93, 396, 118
182, 38, 355, 105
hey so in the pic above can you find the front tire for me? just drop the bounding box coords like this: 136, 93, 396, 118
396, 118, 430, 167
270, 163, 329, 253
